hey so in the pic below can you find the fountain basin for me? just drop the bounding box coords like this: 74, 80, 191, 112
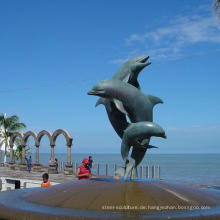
0, 178, 220, 219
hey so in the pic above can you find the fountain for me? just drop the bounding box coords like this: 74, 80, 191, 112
0, 56, 219, 220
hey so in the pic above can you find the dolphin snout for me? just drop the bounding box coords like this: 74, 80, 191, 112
87, 90, 96, 95
88, 89, 105, 96
136, 56, 151, 69
139, 56, 149, 63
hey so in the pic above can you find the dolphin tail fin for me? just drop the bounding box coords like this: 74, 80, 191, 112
148, 95, 163, 106
115, 167, 125, 177
95, 98, 105, 107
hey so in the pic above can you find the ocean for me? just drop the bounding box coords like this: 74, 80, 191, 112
29, 153, 220, 187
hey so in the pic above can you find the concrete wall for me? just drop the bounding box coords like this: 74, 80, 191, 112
0, 177, 59, 191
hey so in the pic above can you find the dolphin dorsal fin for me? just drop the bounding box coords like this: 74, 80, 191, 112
148, 95, 163, 106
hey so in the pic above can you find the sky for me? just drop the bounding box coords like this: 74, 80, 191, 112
0, 0, 220, 154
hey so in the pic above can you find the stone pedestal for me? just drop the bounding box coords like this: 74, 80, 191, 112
33, 164, 41, 172
48, 164, 56, 174
64, 164, 73, 175
19, 164, 27, 171
9, 163, 16, 170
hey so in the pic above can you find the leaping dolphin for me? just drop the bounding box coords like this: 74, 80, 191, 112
112, 56, 151, 88
121, 121, 166, 163
88, 79, 163, 123
94, 56, 155, 172
95, 97, 128, 138
88, 79, 164, 178
96, 55, 151, 138
89, 56, 163, 179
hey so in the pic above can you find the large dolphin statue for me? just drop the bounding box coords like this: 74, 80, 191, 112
94, 56, 155, 178
88, 79, 163, 123
88, 79, 164, 178
96, 55, 151, 138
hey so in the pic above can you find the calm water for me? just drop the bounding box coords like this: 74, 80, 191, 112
30, 153, 220, 187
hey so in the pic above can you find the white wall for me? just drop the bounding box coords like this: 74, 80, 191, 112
0, 177, 59, 191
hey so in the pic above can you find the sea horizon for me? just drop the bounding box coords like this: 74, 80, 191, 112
27, 153, 220, 188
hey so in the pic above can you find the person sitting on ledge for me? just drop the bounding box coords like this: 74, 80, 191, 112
76, 158, 91, 180
41, 173, 52, 187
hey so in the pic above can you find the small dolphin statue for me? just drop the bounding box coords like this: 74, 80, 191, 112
121, 121, 166, 163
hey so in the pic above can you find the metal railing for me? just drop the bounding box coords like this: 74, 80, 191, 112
57, 161, 161, 179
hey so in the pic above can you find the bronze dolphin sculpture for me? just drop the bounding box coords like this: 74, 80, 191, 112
88, 79, 163, 123
88, 79, 164, 178
121, 121, 166, 178
94, 56, 155, 178
96, 55, 151, 138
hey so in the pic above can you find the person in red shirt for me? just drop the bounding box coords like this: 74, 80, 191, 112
76, 158, 91, 180
41, 173, 52, 187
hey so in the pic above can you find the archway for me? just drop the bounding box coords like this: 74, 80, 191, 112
37, 130, 52, 167
9, 132, 23, 164
22, 131, 38, 165
52, 129, 73, 165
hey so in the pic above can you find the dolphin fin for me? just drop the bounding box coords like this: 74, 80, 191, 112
137, 139, 156, 148
113, 99, 128, 115
95, 98, 105, 107
148, 145, 159, 149
134, 140, 148, 148
148, 95, 163, 106
121, 139, 131, 161
134, 141, 158, 149
115, 167, 125, 177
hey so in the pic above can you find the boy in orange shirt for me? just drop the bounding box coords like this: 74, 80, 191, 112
41, 173, 51, 187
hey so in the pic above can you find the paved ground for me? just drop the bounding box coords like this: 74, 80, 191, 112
0, 166, 78, 183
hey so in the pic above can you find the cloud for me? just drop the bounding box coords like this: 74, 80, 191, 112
123, 7, 220, 61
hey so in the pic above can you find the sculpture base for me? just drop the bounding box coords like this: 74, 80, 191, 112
48, 165, 57, 174
64, 165, 73, 175
19, 164, 27, 171
9, 163, 16, 170
33, 164, 41, 172
0, 178, 220, 220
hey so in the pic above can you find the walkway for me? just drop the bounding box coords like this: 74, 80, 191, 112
0, 166, 77, 183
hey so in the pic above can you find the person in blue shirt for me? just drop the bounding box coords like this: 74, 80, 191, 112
26, 156, 32, 173
55, 158, 58, 174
